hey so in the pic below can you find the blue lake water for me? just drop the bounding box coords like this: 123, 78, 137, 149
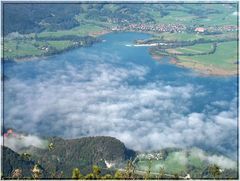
3, 32, 238, 158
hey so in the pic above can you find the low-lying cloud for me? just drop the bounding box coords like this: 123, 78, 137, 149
3, 134, 47, 152
190, 148, 236, 169
4, 52, 237, 160
159, 148, 237, 170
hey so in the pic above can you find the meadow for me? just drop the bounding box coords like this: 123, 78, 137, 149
175, 41, 237, 71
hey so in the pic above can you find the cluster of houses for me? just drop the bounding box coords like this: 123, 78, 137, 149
40, 46, 49, 52
136, 151, 166, 161
112, 23, 187, 33
194, 27, 206, 33
111, 21, 238, 34
206, 25, 238, 32
194, 25, 238, 33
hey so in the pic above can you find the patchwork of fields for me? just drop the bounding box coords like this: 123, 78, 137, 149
3, 3, 238, 75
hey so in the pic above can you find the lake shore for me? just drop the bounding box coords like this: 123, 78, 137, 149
14, 55, 48, 62
89, 29, 112, 37
173, 60, 237, 76
5, 30, 238, 77
4, 30, 112, 62
151, 54, 237, 76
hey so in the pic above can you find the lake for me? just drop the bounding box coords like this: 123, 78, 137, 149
3, 32, 237, 159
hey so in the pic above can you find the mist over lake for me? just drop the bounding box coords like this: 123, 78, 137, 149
4, 32, 237, 159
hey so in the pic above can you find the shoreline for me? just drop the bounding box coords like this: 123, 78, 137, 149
4, 30, 112, 62
14, 55, 48, 62
173, 61, 237, 76
151, 54, 237, 76
4, 30, 237, 77
88, 29, 112, 37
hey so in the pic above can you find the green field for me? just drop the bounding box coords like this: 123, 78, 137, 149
153, 11, 195, 25
47, 40, 73, 50
158, 32, 204, 41
4, 39, 78, 59
4, 40, 44, 58
152, 31, 237, 42
145, 4, 237, 26
173, 43, 213, 54
176, 41, 237, 70
38, 24, 106, 38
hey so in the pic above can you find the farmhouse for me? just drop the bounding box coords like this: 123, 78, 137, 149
194, 27, 206, 33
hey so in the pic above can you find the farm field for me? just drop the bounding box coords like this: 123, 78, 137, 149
175, 41, 237, 72
4, 40, 44, 58
4, 39, 79, 59
38, 24, 106, 38
168, 43, 213, 54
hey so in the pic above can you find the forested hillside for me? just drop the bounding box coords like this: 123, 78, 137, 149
2, 146, 47, 178
16, 136, 136, 177
3, 4, 82, 35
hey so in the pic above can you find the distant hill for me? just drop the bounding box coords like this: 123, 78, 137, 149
20, 136, 136, 177
4, 3, 235, 36
3, 4, 81, 35
2, 146, 47, 179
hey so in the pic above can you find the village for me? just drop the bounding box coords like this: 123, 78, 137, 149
133, 151, 167, 162
112, 23, 187, 33
111, 22, 238, 34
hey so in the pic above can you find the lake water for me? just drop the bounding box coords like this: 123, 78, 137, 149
3, 32, 237, 159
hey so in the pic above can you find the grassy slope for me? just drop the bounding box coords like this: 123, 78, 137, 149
192, 4, 237, 26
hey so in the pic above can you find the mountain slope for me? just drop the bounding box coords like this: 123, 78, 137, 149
2, 135, 238, 179
3, 4, 81, 35
2, 146, 47, 179
21, 136, 136, 177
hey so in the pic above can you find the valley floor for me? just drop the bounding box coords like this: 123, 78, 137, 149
4, 29, 237, 76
